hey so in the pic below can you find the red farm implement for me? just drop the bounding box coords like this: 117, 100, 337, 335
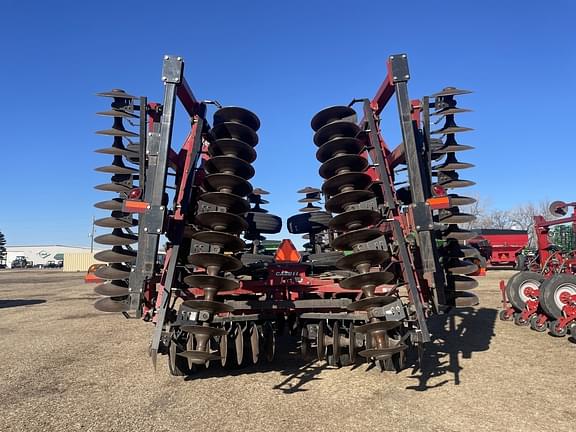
469, 228, 528, 268
91, 54, 480, 376
499, 201, 576, 339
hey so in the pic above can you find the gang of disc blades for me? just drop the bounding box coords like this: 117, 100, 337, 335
204, 156, 255, 180
208, 138, 257, 163
329, 209, 382, 232
325, 190, 375, 214
187, 253, 242, 272
316, 137, 363, 162
211, 122, 259, 146
339, 271, 394, 289
332, 228, 383, 250
195, 211, 248, 234
311, 106, 357, 131
203, 173, 253, 197
314, 120, 360, 147
319, 154, 369, 179
336, 249, 390, 271
213, 106, 260, 131
322, 172, 373, 196
183, 274, 240, 291
199, 192, 250, 214
190, 231, 245, 252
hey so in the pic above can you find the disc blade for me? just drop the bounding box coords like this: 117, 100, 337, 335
180, 325, 227, 337
354, 321, 401, 333
339, 271, 395, 289
94, 296, 128, 312
95, 127, 138, 138
96, 89, 137, 99
182, 299, 234, 313
94, 248, 137, 263
347, 295, 397, 311
94, 264, 131, 280
94, 280, 129, 296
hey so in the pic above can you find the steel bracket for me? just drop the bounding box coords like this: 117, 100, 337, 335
161, 55, 183, 84
389, 54, 410, 83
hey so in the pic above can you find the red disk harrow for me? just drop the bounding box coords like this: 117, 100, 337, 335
499, 201, 576, 339
92, 54, 480, 376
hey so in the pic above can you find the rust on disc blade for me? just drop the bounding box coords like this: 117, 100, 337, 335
181, 299, 234, 313
442, 226, 476, 241
94, 147, 136, 157
204, 156, 255, 180
94, 296, 129, 313
299, 205, 322, 212
446, 259, 478, 275
322, 172, 372, 196
96, 109, 138, 119
319, 154, 369, 179
359, 345, 407, 359
339, 271, 395, 290
311, 106, 357, 132
347, 295, 397, 311
211, 122, 258, 146
329, 209, 381, 232
187, 253, 242, 272
94, 215, 137, 229
183, 274, 240, 292
190, 231, 245, 252
354, 321, 401, 333
213, 106, 260, 131
448, 194, 476, 206
94, 183, 132, 193
450, 275, 479, 290
94, 264, 131, 280
195, 212, 248, 234
316, 137, 363, 162
314, 120, 360, 147
95, 164, 138, 175
95, 127, 138, 138
94, 230, 138, 246
94, 248, 137, 263
336, 249, 390, 272
203, 173, 253, 197
177, 350, 220, 364
331, 228, 383, 250
439, 211, 475, 225
297, 186, 321, 194
431, 107, 472, 117
179, 325, 227, 337
325, 190, 375, 214
431, 125, 474, 135
208, 138, 257, 163
431, 87, 472, 98
94, 280, 129, 297
96, 89, 137, 99
94, 198, 124, 211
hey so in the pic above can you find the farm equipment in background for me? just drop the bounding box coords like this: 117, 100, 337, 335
91, 53, 480, 376
499, 200, 576, 339
468, 229, 528, 268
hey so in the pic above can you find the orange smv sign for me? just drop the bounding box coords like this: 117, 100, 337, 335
274, 239, 301, 263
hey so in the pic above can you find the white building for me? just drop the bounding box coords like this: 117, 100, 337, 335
5, 245, 98, 268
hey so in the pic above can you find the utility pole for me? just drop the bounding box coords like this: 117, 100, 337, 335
90, 216, 95, 253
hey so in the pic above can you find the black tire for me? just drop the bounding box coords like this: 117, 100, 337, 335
539, 274, 576, 319
287, 212, 331, 234
549, 320, 568, 337
513, 312, 529, 326
506, 271, 544, 311
244, 212, 282, 234
515, 254, 527, 271
529, 315, 548, 332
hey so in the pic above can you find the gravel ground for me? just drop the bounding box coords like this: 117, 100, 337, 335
0, 270, 574, 432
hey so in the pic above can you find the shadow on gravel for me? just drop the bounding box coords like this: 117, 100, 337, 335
0, 299, 47, 309
183, 336, 331, 392
406, 307, 497, 391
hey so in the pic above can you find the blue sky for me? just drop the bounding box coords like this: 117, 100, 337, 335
0, 0, 574, 246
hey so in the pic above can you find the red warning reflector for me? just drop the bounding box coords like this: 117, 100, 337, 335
426, 196, 450, 210
274, 239, 301, 263
123, 199, 149, 214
